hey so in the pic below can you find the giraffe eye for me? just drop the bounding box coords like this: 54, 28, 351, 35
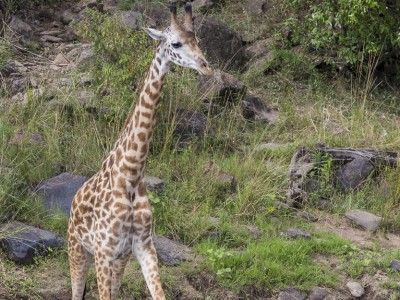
171, 42, 182, 49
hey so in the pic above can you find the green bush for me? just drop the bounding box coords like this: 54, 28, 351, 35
287, 0, 400, 64
75, 8, 153, 112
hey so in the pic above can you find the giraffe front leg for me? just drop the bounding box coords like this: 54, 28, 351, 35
68, 224, 92, 300
132, 193, 166, 300
110, 254, 131, 299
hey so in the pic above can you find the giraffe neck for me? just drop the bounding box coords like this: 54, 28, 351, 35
109, 45, 169, 190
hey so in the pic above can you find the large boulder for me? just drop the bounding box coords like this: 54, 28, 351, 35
335, 158, 374, 190
190, 0, 225, 13
9, 16, 32, 37
194, 17, 244, 70
172, 108, 208, 147
153, 236, 194, 266
35, 172, 89, 215
199, 69, 246, 105
115, 11, 142, 30
0, 221, 64, 264
242, 95, 279, 123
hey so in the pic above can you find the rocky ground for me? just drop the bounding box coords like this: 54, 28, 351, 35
1, 0, 400, 299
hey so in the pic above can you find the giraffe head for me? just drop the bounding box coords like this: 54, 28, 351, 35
144, 4, 212, 76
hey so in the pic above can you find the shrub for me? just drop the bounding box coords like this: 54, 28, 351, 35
287, 0, 400, 65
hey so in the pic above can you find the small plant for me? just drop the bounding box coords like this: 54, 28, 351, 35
206, 247, 233, 277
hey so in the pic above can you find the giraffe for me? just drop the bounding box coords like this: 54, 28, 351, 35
67, 4, 212, 300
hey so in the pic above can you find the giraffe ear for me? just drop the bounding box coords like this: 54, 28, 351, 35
143, 28, 165, 41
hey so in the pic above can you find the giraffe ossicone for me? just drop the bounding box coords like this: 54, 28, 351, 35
67, 4, 211, 300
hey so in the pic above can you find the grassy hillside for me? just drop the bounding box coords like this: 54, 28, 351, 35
1, 0, 400, 299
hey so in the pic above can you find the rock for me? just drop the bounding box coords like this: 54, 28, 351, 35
9, 77, 28, 95
10, 132, 45, 145
153, 236, 194, 266
346, 282, 364, 298
66, 47, 81, 61
40, 30, 62, 36
297, 211, 318, 222
390, 260, 400, 271
79, 0, 104, 12
190, 0, 225, 13
144, 176, 165, 192
242, 95, 279, 123
58, 27, 78, 42
199, 69, 246, 105
309, 287, 329, 300
323, 119, 349, 135
245, 38, 274, 59
345, 209, 382, 231
255, 143, 291, 152
242, 225, 261, 239
78, 73, 94, 85
40, 35, 63, 43
61, 9, 75, 25
131, 4, 170, 28
173, 108, 208, 147
278, 288, 306, 300
35, 172, 89, 215
9, 16, 32, 36
216, 171, 236, 189
335, 158, 374, 190
275, 201, 290, 210
0, 221, 64, 264
194, 17, 244, 70
208, 217, 220, 227
76, 90, 95, 106
246, 0, 271, 14
286, 228, 312, 239
116, 11, 142, 30
53, 53, 69, 65
76, 45, 94, 66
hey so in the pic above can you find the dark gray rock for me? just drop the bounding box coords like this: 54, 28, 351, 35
346, 281, 364, 298
297, 211, 318, 222
309, 287, 329, 300
116, 11, 142, 30
194, 17, 244, 70
9, 77, 28, 95
9, 16, 32, 37
76, 45, 94, 66
245, 38, 274, 59
246, 0, 272, 14
0, 221, 64, 264
10, 132, 44, 145
40, 35, 63, 43
242, 95, 279, 123
131, 4, 170, 28
335, 158, 374, 190
35, 172, 89, 215
61, 9, 76, 25
144, 176, 165, 192
76, 90, 95, 106
242, 225, 261, 239
153, 236, 194, 266
190, 0, 225, 13
173, 108, 208, 146
345, 209, 382, 231
278, 288, 306, 300
286, 228, 312, 239
390, 260, 400, 271
199, 69, 246, 105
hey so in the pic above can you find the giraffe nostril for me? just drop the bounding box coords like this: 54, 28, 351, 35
201, 61, 208, 68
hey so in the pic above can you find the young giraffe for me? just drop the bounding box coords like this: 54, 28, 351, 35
67, 4, 212, 300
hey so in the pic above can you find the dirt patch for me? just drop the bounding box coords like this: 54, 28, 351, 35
315, 215, 400, 249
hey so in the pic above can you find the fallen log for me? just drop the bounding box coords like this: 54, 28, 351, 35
286, 146, 397, 207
